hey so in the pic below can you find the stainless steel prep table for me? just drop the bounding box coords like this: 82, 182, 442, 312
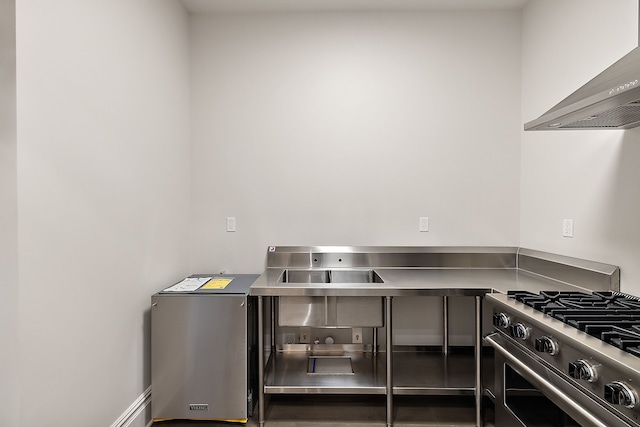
250, 246, 620, 427
252, 268, 587, 296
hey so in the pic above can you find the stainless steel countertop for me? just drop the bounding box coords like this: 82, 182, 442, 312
250, 246, 619, 297
249, 268, 587, 297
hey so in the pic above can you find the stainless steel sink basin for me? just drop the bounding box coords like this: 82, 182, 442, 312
277, 269, 385, 327
279, 269, 384, 284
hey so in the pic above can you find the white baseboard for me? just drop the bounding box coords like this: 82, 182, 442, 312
111, 386, 152, 427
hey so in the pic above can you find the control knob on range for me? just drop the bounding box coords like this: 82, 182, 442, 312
493, 312, 511, 329
604, 381, 638, 409
568, 359, 597, 383
509, 323, 530, 340
534, 336, 559, 355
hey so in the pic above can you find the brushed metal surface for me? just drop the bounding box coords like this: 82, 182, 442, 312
277, 296, 324, 326
255, 247, 621, 427
392, 351, 476, 394
263, 348, 478, 395
253, 247, 621, 297
474, 296, 483, 427
279, 269, 384, 284
267, 246, 518, 269
258, 297, 265, 427
307, 356, 354, 375
487, 334, 638, 427
265, 350, 387, 394
281, 269, 330, 283
486, 293, 640, 376
151, 294, 250, 420
331, 269, 383, 283
278, 296, 384, 327
524, 46, 640, 131
517, 248, 620, 292
385, 296, 393, 427
486, 292, 640, 425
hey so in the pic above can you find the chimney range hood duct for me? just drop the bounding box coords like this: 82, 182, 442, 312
524, 46, 640, 131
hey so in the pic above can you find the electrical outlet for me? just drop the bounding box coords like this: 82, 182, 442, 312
300, 327, 310, 344
226, 217, 236, 232
562, 219, 574, 238
352, 328, 363, 344
419, 217, 429, 232
282, 333, 296, 345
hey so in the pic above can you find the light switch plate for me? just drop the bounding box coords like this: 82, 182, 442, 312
562, 219, 573, 238
226, 217, 236, 232
419, 217, 429, 232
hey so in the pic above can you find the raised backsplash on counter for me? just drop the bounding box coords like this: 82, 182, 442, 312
517, 247, 620, 292
265, 246, 620, 293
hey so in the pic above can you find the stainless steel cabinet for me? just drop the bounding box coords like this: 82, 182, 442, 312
151, 274, 259, 422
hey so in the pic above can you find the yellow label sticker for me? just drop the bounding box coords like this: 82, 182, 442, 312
201, 277, 234, 289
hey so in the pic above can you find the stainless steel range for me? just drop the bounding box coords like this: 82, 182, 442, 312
485, 290, 640, 427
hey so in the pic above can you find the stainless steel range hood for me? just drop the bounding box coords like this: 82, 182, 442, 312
524, 46, 640, 130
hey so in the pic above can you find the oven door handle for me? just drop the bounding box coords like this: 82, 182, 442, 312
485, 333, 610, 427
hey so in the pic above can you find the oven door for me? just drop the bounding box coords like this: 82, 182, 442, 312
485, 333, 635, 427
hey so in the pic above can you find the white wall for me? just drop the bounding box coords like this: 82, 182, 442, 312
11, 1, 640, 424
0, 0, 19, 425
16, 1, 190, 425
189, 11, 522, 273
520, 0, 640, 294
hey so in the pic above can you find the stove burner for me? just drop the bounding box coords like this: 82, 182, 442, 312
508, 291, 640, 357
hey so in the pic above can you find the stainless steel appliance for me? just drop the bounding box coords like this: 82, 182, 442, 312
151, 274, 259, 422
524, 45, 640, 130
485, 290, 640, 426
252, 246, 508, 427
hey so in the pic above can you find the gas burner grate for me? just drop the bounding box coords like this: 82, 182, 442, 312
507, 290, 640, 357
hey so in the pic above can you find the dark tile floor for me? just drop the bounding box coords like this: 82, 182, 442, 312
152, 395, 495, 426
